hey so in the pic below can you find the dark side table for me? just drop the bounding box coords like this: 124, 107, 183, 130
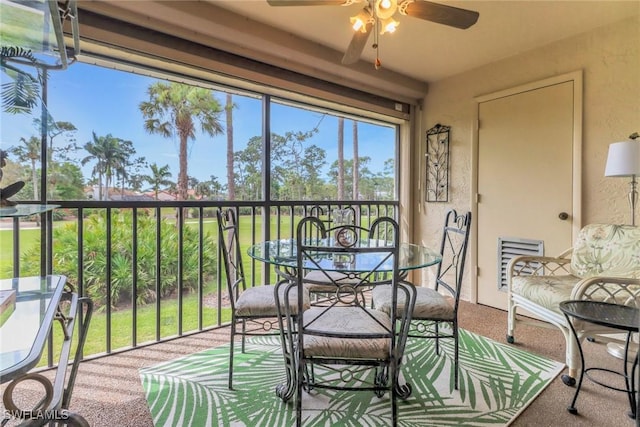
559, 300, 639, 419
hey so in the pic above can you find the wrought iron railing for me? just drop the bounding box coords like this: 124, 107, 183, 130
4, 200, 397, 365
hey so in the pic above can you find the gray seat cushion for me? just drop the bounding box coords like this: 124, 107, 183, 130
302, 306, 392, 360
372, 285, 454, 320
235, 285, 310, 317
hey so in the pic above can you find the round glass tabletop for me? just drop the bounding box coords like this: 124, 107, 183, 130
247, 239, 442, 273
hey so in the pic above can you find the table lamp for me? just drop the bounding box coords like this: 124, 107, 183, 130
604, 133, 640, 226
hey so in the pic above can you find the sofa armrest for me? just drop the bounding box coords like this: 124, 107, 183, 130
571, 276, 640, 307
507, 254, 572, 285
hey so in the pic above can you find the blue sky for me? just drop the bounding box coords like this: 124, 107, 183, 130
1, 61, 396, 187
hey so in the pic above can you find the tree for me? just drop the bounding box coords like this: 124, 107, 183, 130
328, 157, 375, 199
234, 129, 323, 201
0, 53, 44, 115
234, 136, 262, 200
139, 82, 224, 201
207, 175, 225, 199
117, 153, 147, 196
52, 162, 86, 200
270, 129, 319, 200
12, 136, 40, 200
127, 174, 145, 193
81, 132, 132, 200
33, 118, 77, 163
300, 145, 327, 199
29, 117, 77, 198
142, 163, 173, 200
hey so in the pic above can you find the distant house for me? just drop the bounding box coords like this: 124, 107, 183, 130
149, 190, 176, 201
85, 185, 155, 201
110, 193, 155, 202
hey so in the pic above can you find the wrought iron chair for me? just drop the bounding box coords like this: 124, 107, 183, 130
302, 206, 367, 302
278, 215, 415, 426
216, 207, 310, 389
372, 209, 471, 389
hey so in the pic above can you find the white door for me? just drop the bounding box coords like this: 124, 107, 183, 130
475, 74, 581, 310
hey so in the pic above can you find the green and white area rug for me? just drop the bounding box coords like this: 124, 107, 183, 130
140, 330, 563, 426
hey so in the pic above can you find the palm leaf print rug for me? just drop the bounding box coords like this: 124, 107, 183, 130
140, 330, 563, 426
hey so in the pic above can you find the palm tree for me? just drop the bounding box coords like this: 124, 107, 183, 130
142, 163, 173, 200
81, 132, 107, 200
0, 50, 44, 115
81, 132, 130, 200
139, 82, 224, 201
12, 136, 40, 200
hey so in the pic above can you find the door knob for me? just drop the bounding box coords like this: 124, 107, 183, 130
558, 212, 569, 220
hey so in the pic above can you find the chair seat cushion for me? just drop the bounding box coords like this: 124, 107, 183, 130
511, 274, 579, 314
372, 286, 454, 320
302, 307, 392, 360
235, 285, 310, 317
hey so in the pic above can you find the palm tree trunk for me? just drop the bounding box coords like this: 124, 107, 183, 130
178, 134, 188, 201
98, 173, 103, 201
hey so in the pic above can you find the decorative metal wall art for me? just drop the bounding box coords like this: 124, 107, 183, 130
425, 123, 450, 202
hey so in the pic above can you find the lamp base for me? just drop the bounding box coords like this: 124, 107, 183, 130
628, 176, 637, 226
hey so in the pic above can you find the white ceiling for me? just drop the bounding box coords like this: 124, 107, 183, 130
212, 0, 639, 83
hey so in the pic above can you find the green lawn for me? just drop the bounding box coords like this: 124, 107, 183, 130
40, 290, 233, 368
2, 212, 296, 364
0, 227, 41, 276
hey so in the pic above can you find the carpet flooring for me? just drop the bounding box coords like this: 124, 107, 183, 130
140, 330, 563, 426
1, 302, 634, 426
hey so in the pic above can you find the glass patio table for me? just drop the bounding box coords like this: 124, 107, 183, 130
247, 238, 442, 401
248, 238, 442, 275
0, 275, 93, 426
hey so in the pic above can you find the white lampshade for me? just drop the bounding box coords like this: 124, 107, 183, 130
604, 140, 640, 177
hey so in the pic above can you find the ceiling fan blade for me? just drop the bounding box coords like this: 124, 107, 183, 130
341, 24, 372, 65
403, 1, 479, 29
267, 1, 348, 6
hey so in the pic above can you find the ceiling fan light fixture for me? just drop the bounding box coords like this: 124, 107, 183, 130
380, 17, 399, 34
350, 9, 371, 33
374, 0, 397, 20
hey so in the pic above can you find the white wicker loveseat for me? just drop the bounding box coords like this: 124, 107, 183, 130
506, 223, 640, 385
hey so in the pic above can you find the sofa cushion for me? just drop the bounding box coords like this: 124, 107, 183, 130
571, 224, 640, 279
511, 274, 579, 314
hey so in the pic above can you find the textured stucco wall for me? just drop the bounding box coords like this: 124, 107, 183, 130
413, 16, 640, 301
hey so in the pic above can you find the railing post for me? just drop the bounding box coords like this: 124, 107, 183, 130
261, 95, 272, 286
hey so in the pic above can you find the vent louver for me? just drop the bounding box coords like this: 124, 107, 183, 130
497, 237, 544, 290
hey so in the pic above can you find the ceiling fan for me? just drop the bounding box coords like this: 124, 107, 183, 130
266, 0, 479, 68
